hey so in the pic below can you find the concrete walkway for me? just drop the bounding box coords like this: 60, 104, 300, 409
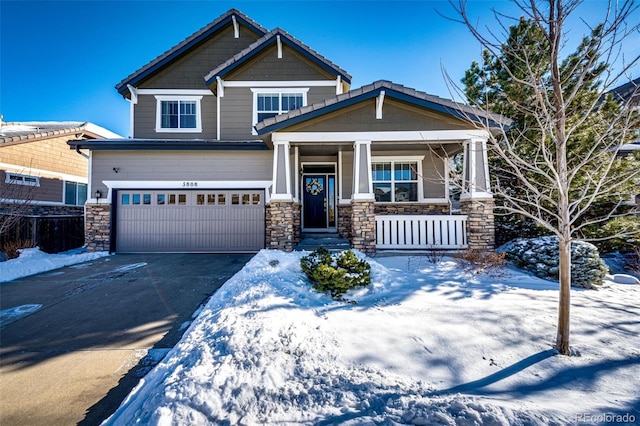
0, 253, 254, 426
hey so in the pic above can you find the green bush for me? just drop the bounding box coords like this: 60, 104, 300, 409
300, 248, 371, 299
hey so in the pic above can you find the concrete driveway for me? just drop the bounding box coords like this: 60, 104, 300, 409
0, 253, 254, 426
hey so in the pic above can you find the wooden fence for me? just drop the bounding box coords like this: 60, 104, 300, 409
0, 215, 84, 254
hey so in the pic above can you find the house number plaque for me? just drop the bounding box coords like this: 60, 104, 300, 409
182, 181, 198, 187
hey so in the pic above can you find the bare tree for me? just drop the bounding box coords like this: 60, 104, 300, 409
448, 0, 640, 355
0, 170, 38, 240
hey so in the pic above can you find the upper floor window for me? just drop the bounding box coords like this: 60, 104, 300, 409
251, 88, 308, 133
372, 158, 422, 203
155, 95, 202, 133
5, 172, 39, 187
65, 181, 87, 206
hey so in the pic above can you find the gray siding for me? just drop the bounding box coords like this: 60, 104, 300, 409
287, 99, 471, 133
134, 94, 217, 139
340, 151, 354, 200
220, 86, 338, 140
337, 148, 447, 200
227, 44, 336, 81
220, 87, 253, 139
91, 150, 272, 197
138, 26, 261, 89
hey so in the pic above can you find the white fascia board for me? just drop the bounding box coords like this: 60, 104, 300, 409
102, 180, 272, 190
137, 89, 213, 95
0, 162, 87, 183
225, 80, 336, 87
272, 130, 491, 143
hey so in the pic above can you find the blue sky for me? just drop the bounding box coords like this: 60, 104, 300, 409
1, 1, 638, 137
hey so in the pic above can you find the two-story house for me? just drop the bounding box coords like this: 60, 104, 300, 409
69, 9, 500, 254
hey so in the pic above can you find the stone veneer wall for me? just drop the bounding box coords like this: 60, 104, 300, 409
266, 201, 300, 251
374, 203, 450, 215
0, 204, 83, 217
337, 204, 352, 239
460, 198, 495, 251
351, 201, 376, 254
85, 203, 111, 252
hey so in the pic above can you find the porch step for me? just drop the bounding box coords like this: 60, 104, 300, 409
295, 233, 351, 252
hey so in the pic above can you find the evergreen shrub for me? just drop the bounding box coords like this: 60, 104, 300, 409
300, 248, 371, 299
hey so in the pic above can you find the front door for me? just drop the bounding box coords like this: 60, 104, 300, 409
303, 174, 336, 230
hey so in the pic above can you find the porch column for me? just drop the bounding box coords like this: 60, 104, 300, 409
267, 140, 299, 251
460, 137, 495, 251
271, 140, 292, 201
351, 140, 376, 254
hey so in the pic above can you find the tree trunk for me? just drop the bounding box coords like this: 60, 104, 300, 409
556, 237, 571, 355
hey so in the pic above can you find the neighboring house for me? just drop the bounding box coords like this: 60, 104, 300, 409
607, 77, 640, 211
1, 120, 121, 215
69, 9, 501, 254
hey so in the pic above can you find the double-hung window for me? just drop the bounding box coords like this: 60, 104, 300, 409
155, 95, 202, 132
372, 158, 422, 202
251, 89, 308, 133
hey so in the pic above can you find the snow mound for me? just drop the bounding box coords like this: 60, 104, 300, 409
0, 247, 110, 283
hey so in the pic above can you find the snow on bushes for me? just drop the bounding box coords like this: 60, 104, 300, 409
498, 236, 608, 288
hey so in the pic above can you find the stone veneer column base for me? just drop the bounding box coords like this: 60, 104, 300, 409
350, 200, 376, 254
337, 204, 352, 240
460, 198, 495, 251
266, 201, 300, 252
85, 203, 111, 252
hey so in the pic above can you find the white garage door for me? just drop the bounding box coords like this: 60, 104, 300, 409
115, 189, 265, 253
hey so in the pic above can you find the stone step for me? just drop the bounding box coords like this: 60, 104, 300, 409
294, 233, 351, 251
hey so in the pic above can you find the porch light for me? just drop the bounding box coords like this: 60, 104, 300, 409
95, 189, 102, 200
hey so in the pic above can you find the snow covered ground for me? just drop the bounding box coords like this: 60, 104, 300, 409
1, 248, 638, 424
0, 247, 109, 284
96, 250, 639, 425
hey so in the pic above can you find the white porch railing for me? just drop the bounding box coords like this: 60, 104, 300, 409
375, 215, 468, 249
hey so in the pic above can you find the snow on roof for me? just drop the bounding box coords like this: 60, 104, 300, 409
0, 121, 121, 143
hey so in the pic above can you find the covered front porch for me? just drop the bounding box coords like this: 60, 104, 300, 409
265, 129, 495, 253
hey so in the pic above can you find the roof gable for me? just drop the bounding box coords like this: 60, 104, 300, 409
204, 28, 352, 87
116, 9, 268, 96
255, 80, 506, 134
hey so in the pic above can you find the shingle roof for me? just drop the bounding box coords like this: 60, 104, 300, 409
607, 77, 640, 103
0, 122, 121, 144
115, 9, 268, 96
255, 80, 507, 134
204, 27, 352, 86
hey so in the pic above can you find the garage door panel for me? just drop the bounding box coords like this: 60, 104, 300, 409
116, 190, 265, 253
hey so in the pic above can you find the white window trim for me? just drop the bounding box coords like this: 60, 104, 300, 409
250, 88, 309, 135
5, 172, 40, 187
371, 156, 425, 203
64, 181, 88, 206
154, 95, 203, 133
